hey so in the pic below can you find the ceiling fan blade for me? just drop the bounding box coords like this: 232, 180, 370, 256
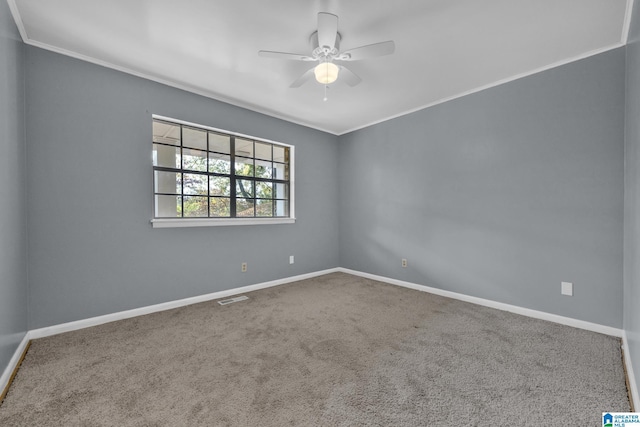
317, 12, 338, 49
337, 40, 395, 61
258, 50, 315, 61
338, 66, 362, 87
290, 67, 316, 88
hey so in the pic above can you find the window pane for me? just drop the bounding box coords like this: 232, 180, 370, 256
209, 132, 230, 154
182, 196, 208, 217
153, 144, 180, 169
235, 138, 253, 157
153, 121, 180, 146
255, 142, 272, 161
183, 148, 207, 171
209, 176, 230, 196
256, 181, 272, 199
255, 159, 273, 179
235, 158, 254, 177
275, 200, 289, 217
183, 173, 208, 195
256, 199, 273, 217
210, 197, 231, 217
236, 198, 255, 217
273, 146, 287, 163
155, 195, 181, 217
236, 179, 254, 198
154, 171, 181, 194
183, 127, 207, 150
209, 152, 231, 174
274, 183, 288, 199
153, 119, 291, 221
274, 162, 289, 180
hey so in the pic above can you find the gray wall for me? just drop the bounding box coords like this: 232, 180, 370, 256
25, 47, 340, 329
625, 0, 640, 405
0, 1, 28, 375
338, 48, 625, 328
5, 8, 632, 382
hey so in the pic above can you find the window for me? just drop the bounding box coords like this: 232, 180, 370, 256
151, 116, 294, 228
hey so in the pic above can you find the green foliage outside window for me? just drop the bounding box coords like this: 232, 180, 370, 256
153, 119, 290, 219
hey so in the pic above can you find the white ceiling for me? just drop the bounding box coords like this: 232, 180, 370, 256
8, 0, 633, 135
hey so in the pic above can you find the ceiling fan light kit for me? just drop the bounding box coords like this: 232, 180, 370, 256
258, 12, 395, 91
314, 62, 340, 84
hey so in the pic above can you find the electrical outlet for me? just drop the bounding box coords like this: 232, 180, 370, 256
289, 255, 294, 264
241, 262, 247, 273
402, 259, 407, 268
561, 281, 573, 296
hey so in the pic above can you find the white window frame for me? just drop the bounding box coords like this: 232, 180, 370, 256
150, 115, 295, 228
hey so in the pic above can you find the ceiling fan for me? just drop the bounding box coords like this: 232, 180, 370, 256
258, 12, 395, 89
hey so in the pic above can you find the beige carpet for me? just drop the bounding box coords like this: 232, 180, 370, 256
0, 272, 631, 426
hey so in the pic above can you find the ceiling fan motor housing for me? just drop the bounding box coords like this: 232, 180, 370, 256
310, 31, 341, 60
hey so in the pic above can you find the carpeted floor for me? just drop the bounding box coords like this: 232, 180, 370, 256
0, 272, 631, 426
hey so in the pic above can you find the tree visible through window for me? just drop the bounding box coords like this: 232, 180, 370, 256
152, 118, 291, 219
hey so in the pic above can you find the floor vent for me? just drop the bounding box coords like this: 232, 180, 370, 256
217, 295, 249, 306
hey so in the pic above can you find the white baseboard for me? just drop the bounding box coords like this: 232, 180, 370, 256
340, 268, 640, 407
0, 333, 30, 400
622, 331, 640, 410
339, 268, 623, 337
3, 267, 637, 408
29, 268, 340, 340
29, 266, 623, 339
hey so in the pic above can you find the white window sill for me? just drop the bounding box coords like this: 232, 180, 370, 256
151, 217, 296, 228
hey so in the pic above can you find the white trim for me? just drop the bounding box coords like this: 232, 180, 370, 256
622, 331, 640, 410
12, 37, 338, 136
29, 268, 339, 339
6, 268, 632, 405
338, 268, 623, 337
0, 333, 30, 397
623, 0, 636, 44
26, 267, 624, 339
152, 115, 292, 148
6, 0, 28, 41
337, 43, 625, 135
288, 145, 295, 220
9, 0, 628, 137
151, 115, 295, 226
151, 217, 295, 228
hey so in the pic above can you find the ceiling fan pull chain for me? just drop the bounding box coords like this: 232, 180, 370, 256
324, 84, 328, 101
